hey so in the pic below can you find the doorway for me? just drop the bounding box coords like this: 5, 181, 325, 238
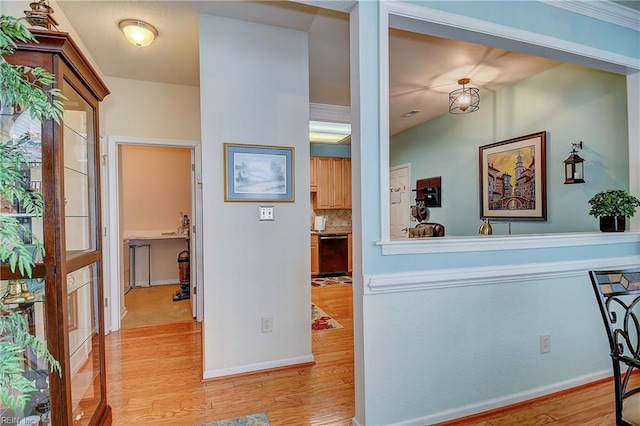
104, 135, 203, 333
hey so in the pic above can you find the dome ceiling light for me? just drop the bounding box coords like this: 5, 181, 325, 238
119, 19, 158, 48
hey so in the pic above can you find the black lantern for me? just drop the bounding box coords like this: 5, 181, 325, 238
564, 141, 585, 184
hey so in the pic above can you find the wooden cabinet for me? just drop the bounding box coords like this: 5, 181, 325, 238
312, 157, 351, 209
311, 234, 319, 276
1, 30, 111, 425
344, 158, 352, 209
348, 233, 353, 274
310, 157, 318, 192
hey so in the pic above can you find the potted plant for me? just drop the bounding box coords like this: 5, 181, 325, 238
588, 189, 640, 232
1, 15, 63, 410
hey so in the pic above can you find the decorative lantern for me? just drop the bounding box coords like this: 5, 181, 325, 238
564, 142, 585, 184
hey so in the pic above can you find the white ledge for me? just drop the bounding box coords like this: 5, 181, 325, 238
377, 232, 640, 255
365, 255, 640, 294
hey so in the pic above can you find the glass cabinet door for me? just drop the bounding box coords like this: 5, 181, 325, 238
62, 80, 98, 259
60, 75, 105, 426
66, 264, 102, 426
1, 108, 50, 423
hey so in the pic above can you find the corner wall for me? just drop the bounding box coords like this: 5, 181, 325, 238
199, 14, 312, 376
351, 2, 640, 425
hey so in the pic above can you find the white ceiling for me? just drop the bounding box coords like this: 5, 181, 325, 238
54, 0, 631, 135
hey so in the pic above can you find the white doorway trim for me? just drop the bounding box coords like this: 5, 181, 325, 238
105, 135, 203, 332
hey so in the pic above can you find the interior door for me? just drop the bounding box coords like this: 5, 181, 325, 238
390, 164, 410, 238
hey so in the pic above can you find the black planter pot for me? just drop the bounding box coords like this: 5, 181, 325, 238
599, 216, 626, 232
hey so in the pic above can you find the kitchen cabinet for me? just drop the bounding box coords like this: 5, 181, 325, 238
311, 234, 319, 276
344, 158, 352, 209
313, 157, 351, 209
348, 233, 353, 274
310, 157, 317, 192
1, 30, 111, 425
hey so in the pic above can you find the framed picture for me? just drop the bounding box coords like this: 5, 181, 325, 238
224, 143, 295, 202
479, 131, 547, 221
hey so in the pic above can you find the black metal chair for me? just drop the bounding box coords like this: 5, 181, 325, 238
589, 269, 640, 426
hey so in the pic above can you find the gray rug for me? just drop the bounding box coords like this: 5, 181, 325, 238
200, 413, 269, 426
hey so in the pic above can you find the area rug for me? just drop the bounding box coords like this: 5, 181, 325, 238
311, 275, 352, 288
200, 412, 269, 426
312, 303, 343, 331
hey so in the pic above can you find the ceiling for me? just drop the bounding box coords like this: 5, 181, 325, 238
54, 0, 633, 136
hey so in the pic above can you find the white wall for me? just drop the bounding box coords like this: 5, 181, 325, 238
199, 14, 312, 377
102, 77, 200, 141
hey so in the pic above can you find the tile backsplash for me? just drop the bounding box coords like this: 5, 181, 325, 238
311, 206, 352, 230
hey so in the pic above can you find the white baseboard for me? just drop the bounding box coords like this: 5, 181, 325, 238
151, 279, 179, 286
389, 370, 611, 425
203, 355, 315, 380
131, 279, 178, 287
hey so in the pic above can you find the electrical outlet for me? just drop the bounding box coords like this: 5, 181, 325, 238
262, 316, 273, 333
259, 206, 274, 221
540, 333, 551, 354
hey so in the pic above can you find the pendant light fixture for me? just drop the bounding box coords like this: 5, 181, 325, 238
119, 19, 158, 48
449, 78, 480, 114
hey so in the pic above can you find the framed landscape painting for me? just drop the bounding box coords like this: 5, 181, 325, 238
478, 131, 547, 221
224, 143, 295, 202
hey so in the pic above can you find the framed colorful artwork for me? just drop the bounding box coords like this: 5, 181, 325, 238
479, 131, 547, 221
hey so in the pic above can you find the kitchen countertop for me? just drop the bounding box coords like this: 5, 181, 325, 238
311, 227, 352, 235
125, 234, 188, 241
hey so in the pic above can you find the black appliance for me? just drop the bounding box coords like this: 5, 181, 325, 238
318, 234, 348, 276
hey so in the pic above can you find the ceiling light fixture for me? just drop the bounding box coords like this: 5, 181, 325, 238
449, 78, 480, 114
119, 19, 158, 48
309, 120, 351, 144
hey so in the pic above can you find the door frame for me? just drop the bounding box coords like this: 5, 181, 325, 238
104, 135, 203, 332
389, 162, 411, 238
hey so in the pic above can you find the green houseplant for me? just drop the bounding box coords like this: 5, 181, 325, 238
588, 189, 640, 232
1, 15, 63, 410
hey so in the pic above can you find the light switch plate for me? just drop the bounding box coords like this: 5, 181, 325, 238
259, 206, 274, 221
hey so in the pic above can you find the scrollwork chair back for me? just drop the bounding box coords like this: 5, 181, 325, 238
589, 270, 640, 426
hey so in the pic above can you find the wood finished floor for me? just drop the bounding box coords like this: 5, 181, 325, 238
106, 282, 625, 425
121, 284, 192, 328
435, 376, 638, 426
105, 284, 355, 425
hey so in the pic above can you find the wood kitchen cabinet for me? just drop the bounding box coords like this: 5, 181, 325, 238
344, 158, 352, 209
1, 30, 111, 425
311, 234, 319, 276
310, 157, 318, 192
312, 157, 351, 209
